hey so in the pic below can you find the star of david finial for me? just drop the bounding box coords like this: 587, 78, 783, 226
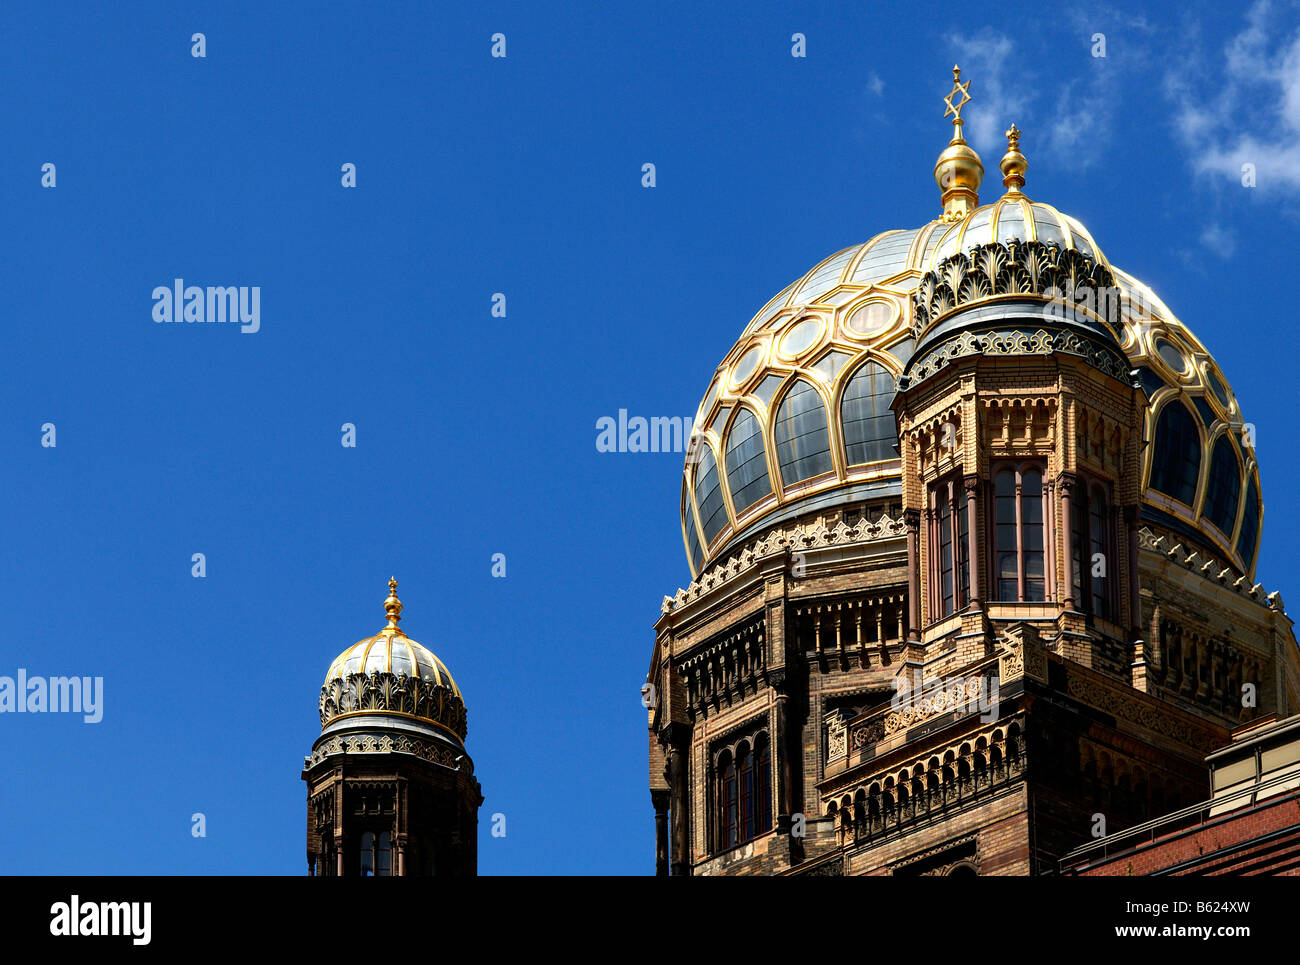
943, 64, 972, 122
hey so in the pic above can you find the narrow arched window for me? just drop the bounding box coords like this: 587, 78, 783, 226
756, 734, 772, 835
1150, 402, 1201, 506
928, 476, 970, 619
693, 445, 727, 545
1204, 436, 1241, 538
738, 741, 755, 842
725, 408, 772, 514
841, 361, 895, 464
774, 380, 832, 485
992, 464, 1047, 602
718, 751, 737, 850
1072, 480, 1114, 620
359, 831, 375, 877
376, 831, 392, 876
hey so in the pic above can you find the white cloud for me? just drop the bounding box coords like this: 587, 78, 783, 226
1199, 222, 1237, 258
866, 71, 885, 97
1169, 0, 1300, 194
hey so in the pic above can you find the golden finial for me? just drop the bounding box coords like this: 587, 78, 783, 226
383, 576, 403, 631
934, 65, 984, 222
943, 65, 972, 128
1000, 123, 1027, 194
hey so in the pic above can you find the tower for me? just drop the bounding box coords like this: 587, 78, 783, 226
648, 68, 1300, 875
303, 578, 482, 876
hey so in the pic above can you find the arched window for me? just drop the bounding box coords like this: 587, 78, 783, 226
1150, 402, 1201, 506
993, 465, 1046, 602
715, 734, 772, 852
376, 832, 392, 876
718, 751, 737, 850
929, 476, 970, 619
841, 361, 895, 465
774, 380, 833, 485
724, 408, 772, 514
359, 831, 375, 877
1072, 480, 1114, 620
756, 734, 772, 835
738, 741, 755, 842
1237, 478, 1260, 567
1204, 436, 1241, 538
693, 445, 727, 545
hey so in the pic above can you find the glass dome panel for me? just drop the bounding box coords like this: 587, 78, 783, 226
1204, 436, 1241, 537
725, 408, 773, 514
847, 299, 896, 337
780, 319, 820, 357
774, 380, 833, 485
841, 361, 897, 465
1149, 401, 1201, 506
1155, 338, 1187, 375
1237, 479, 1260, 567
996, 200, 1028, 244
731, 346, 762, 386
694, 446, 728, 545
1031, 206, 1067, 248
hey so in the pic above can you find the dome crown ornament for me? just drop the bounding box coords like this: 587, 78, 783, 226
1000, 123, 1028, 194
383, 576, 403, 631
934, 65, 984, 222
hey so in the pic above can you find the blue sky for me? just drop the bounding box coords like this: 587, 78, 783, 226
1, 0, 1298, 875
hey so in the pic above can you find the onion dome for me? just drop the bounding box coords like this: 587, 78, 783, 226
679, 69, 1261, 583
317, 578, 467, 745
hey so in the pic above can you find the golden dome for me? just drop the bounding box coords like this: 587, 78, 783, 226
318, 579, 466, 741
679, 73, 1261, 583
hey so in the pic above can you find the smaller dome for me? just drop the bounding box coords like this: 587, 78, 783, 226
317, 578, 467, 742
928, 197, 1107, 269
324, 634, 460, 697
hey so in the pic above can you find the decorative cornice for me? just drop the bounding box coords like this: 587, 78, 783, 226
662, 513, 907, 614
319, 670, 468, 740
903, 325, 1129, 389
1138, 526, 1283, 613
305, 730, 470, 771
912, 241, 1118, 334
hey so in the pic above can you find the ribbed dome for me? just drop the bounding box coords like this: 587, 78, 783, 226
317, 579, 467, 742
681, 201, 1261, 582
324, 634, 460, 697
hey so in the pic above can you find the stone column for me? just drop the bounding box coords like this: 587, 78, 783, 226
1125, 505, 1141, 637
652, 789, 670, 876
665, 723, 691, 876
1059, 473, 1076, 609
963, 474, 981, 606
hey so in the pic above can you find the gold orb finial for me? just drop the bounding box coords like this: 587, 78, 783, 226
383, 576, 403, 631
934, 65, 984, 222
1000, 123, 1028, 194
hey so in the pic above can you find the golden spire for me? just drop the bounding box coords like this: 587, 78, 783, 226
1000, 123, 1027, 194
383, 576, 403, 632
933, 65, 984, 222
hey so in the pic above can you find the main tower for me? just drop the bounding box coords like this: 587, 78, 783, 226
647, 68, 1300, 875
304, 579, 482, 876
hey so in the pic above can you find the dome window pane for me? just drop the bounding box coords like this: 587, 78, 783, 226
1149, 402, 1201, 506
693, 446, 728, 545
841, 361, 896, 465
774, 380, 833, 485
847, 299, 896, 336
1155, 338, 1187, 375
780, 319, 820, 358
725, 409, 772, 514
1204, 437, 1242, 537
1236, 479, 1260, 568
